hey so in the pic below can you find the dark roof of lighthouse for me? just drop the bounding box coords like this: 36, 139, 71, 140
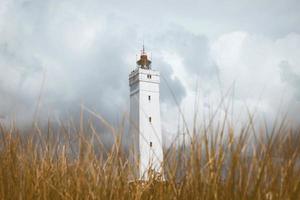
137, 46, 151, 69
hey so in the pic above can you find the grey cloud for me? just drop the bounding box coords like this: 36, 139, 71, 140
155, 60, 186, 105
153, 26, 219, 79
91, 0, 300, 38
0, 0, 299, 129
0, 0, 188, 125
279, 60, 300, 101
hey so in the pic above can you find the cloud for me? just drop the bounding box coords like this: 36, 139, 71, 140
155, 27, 217, 78
0, 0, 300, 134
279, 61, 300, 101
0, 0, 188, 126
210, 31, 300, 125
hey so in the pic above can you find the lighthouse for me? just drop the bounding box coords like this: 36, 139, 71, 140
129, 46, 164, 180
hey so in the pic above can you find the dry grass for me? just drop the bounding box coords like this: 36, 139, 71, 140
0, 117, 300, 200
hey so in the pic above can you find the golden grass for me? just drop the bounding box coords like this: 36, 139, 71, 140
0, 118, 299, 200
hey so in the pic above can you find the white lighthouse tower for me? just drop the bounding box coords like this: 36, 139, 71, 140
129, 46, 164, 180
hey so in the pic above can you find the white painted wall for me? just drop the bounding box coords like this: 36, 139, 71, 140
129, 68, 164, 180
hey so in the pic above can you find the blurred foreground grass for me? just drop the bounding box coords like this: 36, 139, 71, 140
0, 118, 299, 200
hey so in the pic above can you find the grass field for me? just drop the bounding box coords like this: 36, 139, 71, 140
0, 115, 299, 199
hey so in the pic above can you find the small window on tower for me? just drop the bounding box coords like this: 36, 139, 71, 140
150, 142, 152, 147
147, 74, 152, 79
148, 95, 151, 101
149, 117, 152, 122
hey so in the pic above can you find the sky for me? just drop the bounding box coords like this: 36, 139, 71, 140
0, 0, 300, 140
